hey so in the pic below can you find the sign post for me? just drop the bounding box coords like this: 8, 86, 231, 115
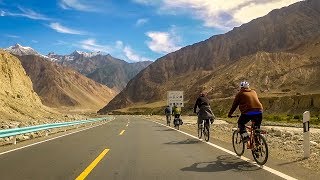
303, 111, 310, 158
167, 91, 184, 107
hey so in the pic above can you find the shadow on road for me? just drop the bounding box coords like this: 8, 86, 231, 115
156, 128, 175, 132
152, 125, 163, 128
278, 158, 305, 166
181, 155, 260, 172
164, 139, 202, 145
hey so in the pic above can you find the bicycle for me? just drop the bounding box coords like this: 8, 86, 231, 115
173, 115, 182, 130
197, 119, 211, 142
231, 117, 269, 165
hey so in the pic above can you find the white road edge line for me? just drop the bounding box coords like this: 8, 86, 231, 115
0, 118, 115, 156
152, 120, 297, 180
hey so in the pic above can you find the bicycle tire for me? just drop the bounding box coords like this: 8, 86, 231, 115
232, 130, 245, 156
198, 124, 202, 139
204, 122, 210, 142
252, 133, 268, 165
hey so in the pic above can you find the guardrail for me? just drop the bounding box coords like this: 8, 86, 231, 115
0, 117, 112, 144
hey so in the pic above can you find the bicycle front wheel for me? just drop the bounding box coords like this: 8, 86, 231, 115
252, 133, 268, 165
232, 130, 245, 156
204, 123, 210, 142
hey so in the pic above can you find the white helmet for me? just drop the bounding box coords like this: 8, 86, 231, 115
240, 81, 249, 88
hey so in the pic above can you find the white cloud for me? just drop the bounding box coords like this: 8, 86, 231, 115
123, 46, 151, 62
59, 0, 97, 12
134, 0, 302, 29
31, 40, 38, 43
1, 7, 51, 20
115, 40, 151, 62
136, 18, 149, 26
79, 39, 112, 52
54, 40, 68, 46
146, 31, 182, 54
49, 22, 85, 35
132, 0, 159, 5
5, 34, 20, 38
115, 40, 124, 49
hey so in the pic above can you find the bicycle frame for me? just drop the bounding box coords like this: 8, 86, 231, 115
245, 122, 267, 149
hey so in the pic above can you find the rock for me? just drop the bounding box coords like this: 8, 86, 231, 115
22, 136, 30, 140
284, 132, 294, 137
292, 135, 300, 140
274, 130, 282, 137
16, 135, 24, 141
1, 125, 9, 129
29, 133, 36, 139
9, 125, 17, 129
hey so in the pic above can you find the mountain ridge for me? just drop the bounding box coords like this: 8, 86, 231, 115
99, 0, 320, 113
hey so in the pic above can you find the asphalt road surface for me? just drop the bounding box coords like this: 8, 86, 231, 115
0, 116, 312, 179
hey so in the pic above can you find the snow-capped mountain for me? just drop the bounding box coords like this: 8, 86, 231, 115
47, 50, 104, 62
47, 51, 152, 91
71, 50, 103, 58
5, 44, 39, 56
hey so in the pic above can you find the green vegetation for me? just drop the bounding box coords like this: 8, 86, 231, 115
262, 114, 320, 125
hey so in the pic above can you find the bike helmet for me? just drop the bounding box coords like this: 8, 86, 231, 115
199, 91, 207, 97
240, 81, 250, 88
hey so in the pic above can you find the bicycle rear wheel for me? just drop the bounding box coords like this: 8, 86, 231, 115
198, 124, 202, 139
204, 122, 210, 142
232, 130, 245, 156
252, 133, 268, 165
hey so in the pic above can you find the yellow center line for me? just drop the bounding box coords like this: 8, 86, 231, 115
119, 130, 125, 135
75, 149, 110, 180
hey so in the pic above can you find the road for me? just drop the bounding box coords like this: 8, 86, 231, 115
0, 115, 313, 179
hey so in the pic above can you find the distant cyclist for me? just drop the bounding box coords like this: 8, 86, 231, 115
172, 105, 181, 119
164, 105, 172, 125
228, 81, 263, 142
194, 91, 215, 126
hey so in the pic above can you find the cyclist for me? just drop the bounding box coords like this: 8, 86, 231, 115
194, 91, 215, 127
172, 104, 182, 125
164, 105, 172, 125
228, 81, 263, 142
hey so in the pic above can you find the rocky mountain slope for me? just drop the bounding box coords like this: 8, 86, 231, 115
48, 51, 152, 91
0, 50, 55, 120
99, 0, 320, 114
16, 55, 116, 111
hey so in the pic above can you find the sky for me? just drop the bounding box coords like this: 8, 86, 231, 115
0, 0, 302, 62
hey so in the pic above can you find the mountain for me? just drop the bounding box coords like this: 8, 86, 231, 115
5, 44, 39, 56
0, 50, 55, 120
47, 52, 152, 91
16, 55, 116, 111
99, 0, 320, 114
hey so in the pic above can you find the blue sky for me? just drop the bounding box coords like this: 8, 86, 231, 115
0, 0, 301, 62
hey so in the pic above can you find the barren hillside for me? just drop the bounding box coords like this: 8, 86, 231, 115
17, 55, 116, 111
0, 50, 55, 120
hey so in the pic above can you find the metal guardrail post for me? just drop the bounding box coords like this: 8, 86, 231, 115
13, 135, 17, 145
303, 111, 310, 158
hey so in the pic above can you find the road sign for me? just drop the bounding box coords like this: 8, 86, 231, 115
167, 91, 184, 107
